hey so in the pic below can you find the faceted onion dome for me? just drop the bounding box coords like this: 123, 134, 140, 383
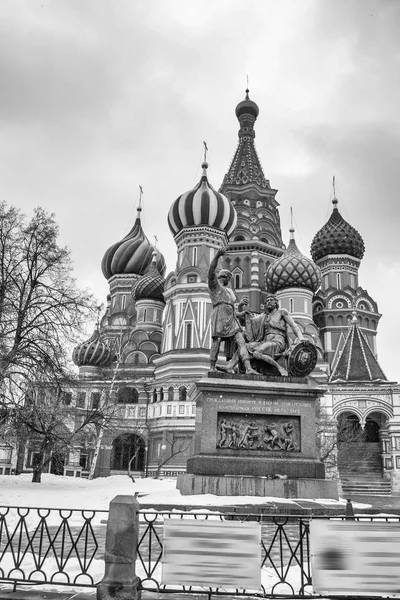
168, 161, 237, 237
311, 198, 365, 262
132, 252, 165, 302
72, 330, 115, 367
266, 228, 321, 294
235, 88, 259, 119
101, 208, 166, 279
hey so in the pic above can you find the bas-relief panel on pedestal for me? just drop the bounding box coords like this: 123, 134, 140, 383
217, 412, 300, 452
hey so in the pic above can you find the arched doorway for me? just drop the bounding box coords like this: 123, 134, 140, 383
337, 412, 362, 443
111, 433, 145, 472
364, 412, 386, 443
337, 410, 386, 495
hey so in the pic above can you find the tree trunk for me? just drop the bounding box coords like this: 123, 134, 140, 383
88, 424, 104, 480
32, 469, 42, 483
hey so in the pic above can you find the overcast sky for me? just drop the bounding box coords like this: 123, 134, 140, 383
1, 0, 400, 380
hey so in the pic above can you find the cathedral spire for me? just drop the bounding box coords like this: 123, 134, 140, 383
220, 89, 271, 191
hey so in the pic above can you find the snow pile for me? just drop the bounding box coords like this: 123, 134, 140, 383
0, 473, 359, 510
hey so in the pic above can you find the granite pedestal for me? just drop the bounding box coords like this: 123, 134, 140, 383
177, 373, 338, 499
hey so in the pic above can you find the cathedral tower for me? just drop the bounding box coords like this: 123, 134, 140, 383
219, 89, 284, 311
311, 194, 381, 367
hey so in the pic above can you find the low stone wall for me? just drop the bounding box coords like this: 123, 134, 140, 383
177, 473, 338, 499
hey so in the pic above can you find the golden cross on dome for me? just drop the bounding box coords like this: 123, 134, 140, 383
203, 141, 208, 163
138, 185, 144, 212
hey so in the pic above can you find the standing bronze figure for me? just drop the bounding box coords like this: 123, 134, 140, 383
208, 246, 257, 374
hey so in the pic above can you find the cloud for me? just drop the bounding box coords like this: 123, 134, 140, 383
0, 0, 399, 380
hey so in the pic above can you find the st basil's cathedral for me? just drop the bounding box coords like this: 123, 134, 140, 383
58, 91, 400, 495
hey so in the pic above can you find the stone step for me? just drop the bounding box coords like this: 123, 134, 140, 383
342, 481, 391, 488
341, 475, 384, 481
342, 483, 391, 496
340, 464, 382, 471
338, 453, 381, 460
344, 490, 392, 497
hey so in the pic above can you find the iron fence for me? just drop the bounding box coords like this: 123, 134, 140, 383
137, 510, 400, 599
1, 504, 400, 598
0, 505, 108, 589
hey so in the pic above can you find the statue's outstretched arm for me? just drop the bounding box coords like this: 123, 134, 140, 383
208, 245, 228, 290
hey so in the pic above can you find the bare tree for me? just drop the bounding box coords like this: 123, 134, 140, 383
3, 378, 122, 482
154, 431, 191, 478
0, 201, 100, 481
0, 202, 97, 399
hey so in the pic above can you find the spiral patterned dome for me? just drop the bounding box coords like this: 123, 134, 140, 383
132, 252, 165, 302
311, 199, 365, 262
235, 88, 259, 119
101, 208, 166, 280
72, 330, 115, 367
168, 162, 237, 237
266, 229, 321, 294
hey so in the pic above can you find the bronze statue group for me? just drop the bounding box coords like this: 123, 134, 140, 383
208, 246, 315, 377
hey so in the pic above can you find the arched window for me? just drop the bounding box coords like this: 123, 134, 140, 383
185, 322, 192, 349
289, 298, 294, 313
192, 246, 198, 266
336, 273, 341, 289
111, 434, 145, 471
159, 387, 164, 402
168, 386, 174, 401
129, 352, 147, 365
152, 389, 157, 403
117, 387, 139, 404
234, 274, 240, 289
179, 386, 187, 402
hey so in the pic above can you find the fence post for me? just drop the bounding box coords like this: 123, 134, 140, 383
345, 498, 355, 520
97, 495, 141, 600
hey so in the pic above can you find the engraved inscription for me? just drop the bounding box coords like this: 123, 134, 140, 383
217, 412, 300, 452
205, 396, 310, 415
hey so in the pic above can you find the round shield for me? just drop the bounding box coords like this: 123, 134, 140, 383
287, 340, 318, 378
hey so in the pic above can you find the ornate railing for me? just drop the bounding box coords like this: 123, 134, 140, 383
137, 511, 400, 598
1, 504, 400, 598
0, 505, 108, 589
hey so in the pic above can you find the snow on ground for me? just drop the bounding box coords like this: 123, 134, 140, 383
0, 473, 370, 510
0, 474, 378, 596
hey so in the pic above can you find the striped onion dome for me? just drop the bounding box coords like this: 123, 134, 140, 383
101, 208, 166, 280
132, 252, 165, 302
311, 198, 365, 262
266, 228, 321, 294
168, 161, 237, 237
72, 330, 115, 367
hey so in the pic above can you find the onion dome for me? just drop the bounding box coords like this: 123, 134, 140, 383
311, 198, 365, 262
101, 207, 166, 279
72, 330, 115, 367
132, 252, 165, 302
266, 228, 321, 294
235, 88, 259, 119
168, 161, 237, 237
